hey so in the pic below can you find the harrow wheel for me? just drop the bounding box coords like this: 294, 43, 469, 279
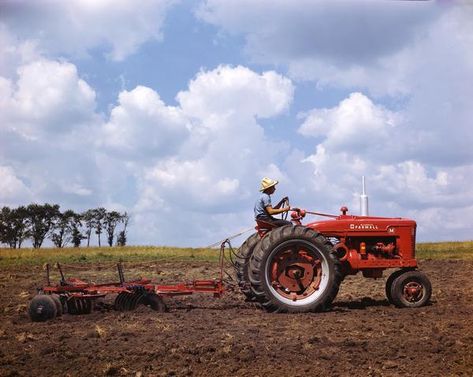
114, 292, 165, 312
50, 294, 63, 316
114, 292, 128, 311
67, 297, 93, 315
67, 298, 78, 314
249, 225, 342, 313
142, 293, 166, 312
114, 292, 145, 311
127, 292, 144, 310
235, 233, 261, 301
390, 270, 432, 308
29, 295, 57, 322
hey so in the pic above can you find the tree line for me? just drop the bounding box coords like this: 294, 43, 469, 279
0, 204, 129, 249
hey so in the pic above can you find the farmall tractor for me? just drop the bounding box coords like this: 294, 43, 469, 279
27, 185, 432, 321
235, 204, 432, 313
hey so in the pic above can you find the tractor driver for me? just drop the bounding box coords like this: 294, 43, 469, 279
254, 177, 292, 228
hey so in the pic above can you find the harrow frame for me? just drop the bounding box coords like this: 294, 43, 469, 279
29, 242, 229, 321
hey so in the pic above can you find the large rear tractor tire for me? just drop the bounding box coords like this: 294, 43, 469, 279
390, 270, 432, 308
248, 225, 342, 313
235, 233, 261, 301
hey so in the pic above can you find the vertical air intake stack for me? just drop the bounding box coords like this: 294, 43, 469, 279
360, 176, 369, 216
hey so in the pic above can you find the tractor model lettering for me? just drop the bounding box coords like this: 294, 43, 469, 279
349, 223, 378, 230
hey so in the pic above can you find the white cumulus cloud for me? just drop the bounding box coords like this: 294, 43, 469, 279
0, 56, 102, 207
177, 65, 293, 121
0, 0, 176, 61
290, 91, 473, 241
198, 0, 441, 95
14, 59, 96, 133
0, 165, 32, 205
299, 92, 399, 152
131, 65, 294, 244
1, 58, 97, 143
100, 85, 189, 159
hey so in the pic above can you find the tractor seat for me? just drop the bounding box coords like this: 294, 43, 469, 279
255, 219, 277, 235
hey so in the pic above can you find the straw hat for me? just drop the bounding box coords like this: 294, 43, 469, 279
259, 177, 278, 192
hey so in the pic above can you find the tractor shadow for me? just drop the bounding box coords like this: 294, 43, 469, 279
332, 297, 435, 312
169, 296, 392, 313
332, 297, 390, 311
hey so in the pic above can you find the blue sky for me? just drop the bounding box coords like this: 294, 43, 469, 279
0, 0, 472, 246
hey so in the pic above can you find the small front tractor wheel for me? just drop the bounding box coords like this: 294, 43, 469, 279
390, 270, 432, 308
29, 295, 57, 322
235, 233, 261, 301
385, 269, 406, 305
249, 225, 342, 313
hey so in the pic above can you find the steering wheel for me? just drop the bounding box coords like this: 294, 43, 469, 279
281, 197, 290, 221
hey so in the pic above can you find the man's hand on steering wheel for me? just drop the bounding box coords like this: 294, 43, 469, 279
281, 197, 290, 220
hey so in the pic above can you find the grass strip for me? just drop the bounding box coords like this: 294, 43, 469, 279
0, 241, 472, 267
0, 246, 220, 267
416, 241, 473, 260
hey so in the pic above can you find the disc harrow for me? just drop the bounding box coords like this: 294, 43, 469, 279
28, 243, 228, 322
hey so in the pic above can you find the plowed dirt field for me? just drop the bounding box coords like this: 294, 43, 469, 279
1, 259, 472, 377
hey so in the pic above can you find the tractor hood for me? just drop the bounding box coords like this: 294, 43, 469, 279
306, 214, 416, 238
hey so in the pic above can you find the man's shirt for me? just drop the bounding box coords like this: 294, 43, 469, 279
254, 193, 271, 219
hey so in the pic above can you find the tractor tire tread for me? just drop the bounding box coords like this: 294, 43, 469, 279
385, 269, 407, 305
235, 233, 261, 301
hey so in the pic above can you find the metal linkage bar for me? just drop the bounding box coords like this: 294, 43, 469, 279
154, 279, 225, 297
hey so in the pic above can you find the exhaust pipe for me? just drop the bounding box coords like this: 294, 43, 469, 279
360, 176, 369, 216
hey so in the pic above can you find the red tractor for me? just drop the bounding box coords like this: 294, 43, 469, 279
236, 206, 432, 313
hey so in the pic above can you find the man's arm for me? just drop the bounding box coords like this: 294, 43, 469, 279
274, 196, 289, 209
265, 204, 290, 215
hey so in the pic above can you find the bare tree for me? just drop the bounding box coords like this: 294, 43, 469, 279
94, 207, 107, 247
14, 206, 30, 248
0, 206, 30, 248
104, 211, 122, 247
116, 212, 129, 247
26, 204, 60, 249
0, 207, 7, 247
50, 209, 76, 248
71, 212, 85, 248
82, 209, 96, 247
0, 207, 16, 248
